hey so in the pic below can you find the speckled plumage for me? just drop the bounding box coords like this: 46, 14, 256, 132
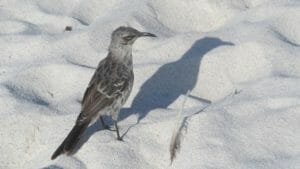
80, 52, 134, 122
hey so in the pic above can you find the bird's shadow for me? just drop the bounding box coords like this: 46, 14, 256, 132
71, 37, 234, 153
119, 37, 234, 123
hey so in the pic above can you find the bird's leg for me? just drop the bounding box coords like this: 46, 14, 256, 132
114, 120, 123, 141
100, 116, 110, 130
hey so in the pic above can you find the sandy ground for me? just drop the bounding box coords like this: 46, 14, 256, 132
0, 0, 299, 169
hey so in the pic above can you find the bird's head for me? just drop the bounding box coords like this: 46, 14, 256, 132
110, 26, 156, 46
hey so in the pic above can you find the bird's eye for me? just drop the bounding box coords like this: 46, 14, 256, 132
123, 35, 135, 41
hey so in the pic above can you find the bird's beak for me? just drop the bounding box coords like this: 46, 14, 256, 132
139, 32, 157, 37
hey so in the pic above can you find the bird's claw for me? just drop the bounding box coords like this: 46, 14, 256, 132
117, 137, 123, 141
103, 125, 112, 130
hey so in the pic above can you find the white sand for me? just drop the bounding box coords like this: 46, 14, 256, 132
0, 0, 299, 168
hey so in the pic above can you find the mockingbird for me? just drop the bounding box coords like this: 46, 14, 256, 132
51, 26, 156, 160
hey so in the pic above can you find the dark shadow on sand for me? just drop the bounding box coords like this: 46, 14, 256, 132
120, 37, 234, 123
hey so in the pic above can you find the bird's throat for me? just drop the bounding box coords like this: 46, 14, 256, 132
109, 45, 133, 66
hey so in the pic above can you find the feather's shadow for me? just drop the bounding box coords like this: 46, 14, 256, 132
120, 37, 234, 123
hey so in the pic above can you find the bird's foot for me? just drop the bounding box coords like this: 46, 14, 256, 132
117, 137, 123, 141
103, 125, 112, 130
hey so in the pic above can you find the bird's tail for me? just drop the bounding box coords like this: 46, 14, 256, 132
51, 121, 89, 160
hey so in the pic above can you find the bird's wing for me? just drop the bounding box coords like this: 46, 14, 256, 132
79, 59, 132, 122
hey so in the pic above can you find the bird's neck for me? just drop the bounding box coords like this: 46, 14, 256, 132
108, 44, 133, 66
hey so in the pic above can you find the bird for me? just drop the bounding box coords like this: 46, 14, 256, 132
51, 26, 156, 160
